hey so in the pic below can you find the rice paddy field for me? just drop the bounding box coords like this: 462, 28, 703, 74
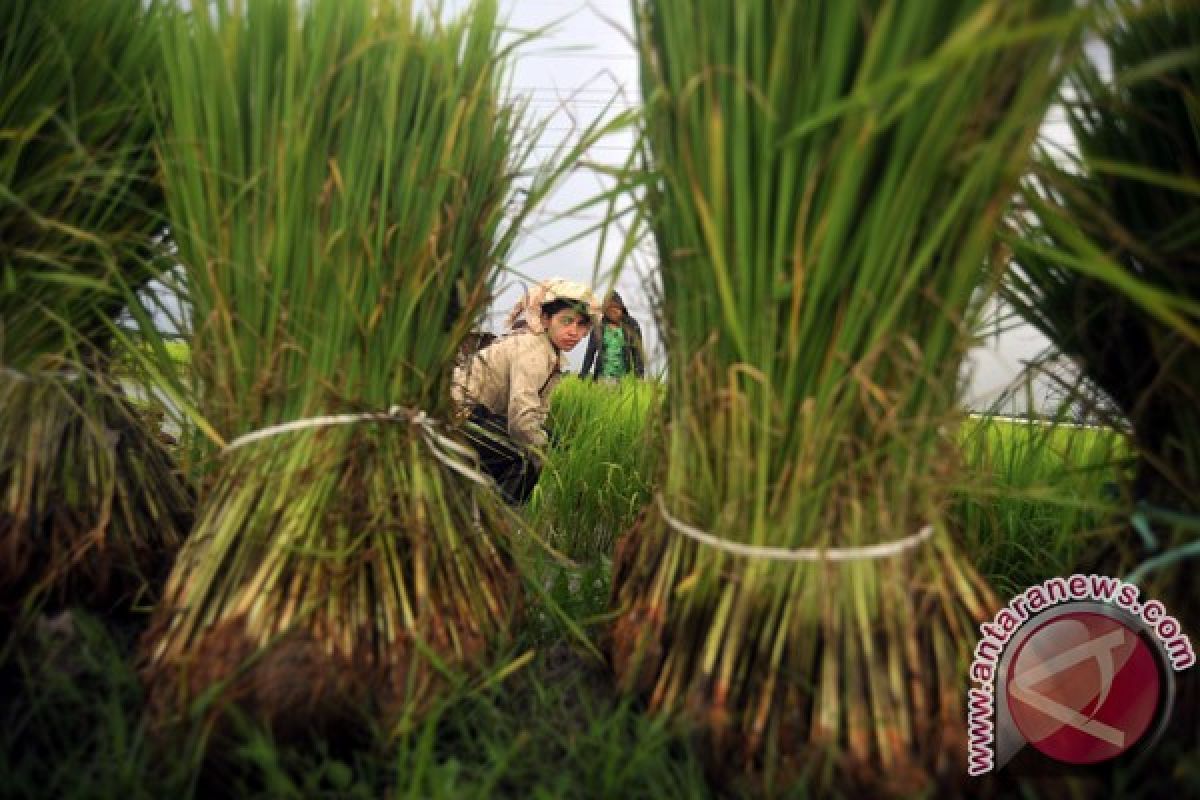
4, 377, 1192, 799
4, 0, 1199, 797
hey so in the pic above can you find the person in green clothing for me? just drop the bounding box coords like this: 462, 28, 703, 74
581, 291, 645, 382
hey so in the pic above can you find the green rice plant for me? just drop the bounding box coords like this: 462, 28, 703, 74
0, 612, 204, 800
529, 376, 663, 560
138, 0, 603, 738
0, 0, 165, 366
954, 414, 1130, 596
0, 0, 192, 614
609, 0, 1081, 791
1005, 0, 1200, 516
1003, 0, 1200, 629
1, 608, 714, 800
382, 643, 712, 800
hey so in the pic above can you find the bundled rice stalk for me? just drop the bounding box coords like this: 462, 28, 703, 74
1004, 0, 1200, 584
140, 0, 549, 736
609, 0, 1077, 792
0, 0, 192, 614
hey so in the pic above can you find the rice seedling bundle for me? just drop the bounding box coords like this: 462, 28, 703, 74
139, 0, 543, 735
1005, 0, 1200, 562
0, 0, 192, 614
610, 0, 1078, 790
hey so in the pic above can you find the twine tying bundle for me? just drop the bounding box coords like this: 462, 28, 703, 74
655, 493, 934, 562
223, 406, 493, 488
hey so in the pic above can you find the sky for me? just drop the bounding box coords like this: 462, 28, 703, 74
458, 0, 650, 368
460, 0, 1080, 412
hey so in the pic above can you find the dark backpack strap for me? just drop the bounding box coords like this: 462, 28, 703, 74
539, 367, 560, 396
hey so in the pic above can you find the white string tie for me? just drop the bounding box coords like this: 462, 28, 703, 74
223, 405, 493, 488
656, 493, 934, 562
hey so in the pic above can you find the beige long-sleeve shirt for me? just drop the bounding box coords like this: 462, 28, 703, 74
451, 331, 565, 449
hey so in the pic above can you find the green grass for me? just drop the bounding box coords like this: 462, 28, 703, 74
7, 605, 1197, 800
1, 600, 710, 800
159, 340, 190, 368
528, 376, 662, 561
955, 413, 1131, 595
113, 338, 191, 382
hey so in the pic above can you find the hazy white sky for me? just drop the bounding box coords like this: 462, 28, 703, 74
463, 0, 651, 369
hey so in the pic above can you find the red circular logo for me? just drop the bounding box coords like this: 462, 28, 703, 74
1006, 611, 1161, 764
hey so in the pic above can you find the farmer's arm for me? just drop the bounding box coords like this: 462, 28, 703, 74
507, 352, 553, 449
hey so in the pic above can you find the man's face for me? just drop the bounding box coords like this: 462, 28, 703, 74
544, 307, 593, 352
603, 301, 623, 323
